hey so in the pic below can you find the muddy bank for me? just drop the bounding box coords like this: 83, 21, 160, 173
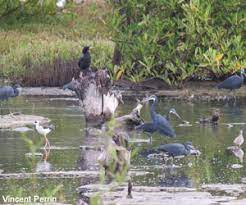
21, 81, 245, 101
77, 184, 246, 205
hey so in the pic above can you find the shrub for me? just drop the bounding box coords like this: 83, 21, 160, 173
107, 0, 245, 84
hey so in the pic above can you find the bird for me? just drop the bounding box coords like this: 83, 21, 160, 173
217, 69, 244, 91
227, 146, 244, 163
135, 95, 179, 142
33, 121, 53, 150
156, 142, 201, 158
199, 109, 221, 124
78, 46, 91, 77
0, 84, 22, 116
0, 84, 21, 100
233, 130, 244, 147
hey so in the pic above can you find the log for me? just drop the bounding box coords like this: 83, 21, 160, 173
0, 170, 151, 180
115, 100, 144, 127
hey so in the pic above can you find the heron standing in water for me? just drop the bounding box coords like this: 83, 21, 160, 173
136, 95, 181, 142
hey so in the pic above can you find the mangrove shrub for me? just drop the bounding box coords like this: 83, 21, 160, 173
108, 0, 245, 84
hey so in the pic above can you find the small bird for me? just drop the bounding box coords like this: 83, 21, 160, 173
233, 130, 244, 147
227, 146, 244, 163
199, 109, 221, 124
78, 46, 91, 77
217, 69, 244, 91
33, 121, 52, 149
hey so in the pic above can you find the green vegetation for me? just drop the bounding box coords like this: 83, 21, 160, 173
108, 0, 245, 84
0, 0, 245, 86
0, 0, 113, 86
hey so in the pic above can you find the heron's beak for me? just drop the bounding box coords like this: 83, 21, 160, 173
171, 110, 182, 120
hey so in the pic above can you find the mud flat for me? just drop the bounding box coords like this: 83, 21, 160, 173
77, 184, 241, 205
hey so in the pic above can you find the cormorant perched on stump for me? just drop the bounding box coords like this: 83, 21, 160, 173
78, 46, 91, 77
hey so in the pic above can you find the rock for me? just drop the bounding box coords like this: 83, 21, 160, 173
78, 185, 236, 205
0, 114, 50, 129
221, 199, 246, 205
201, 184, 246, 197
12, 127, 33, 132
231, 164, 243, 169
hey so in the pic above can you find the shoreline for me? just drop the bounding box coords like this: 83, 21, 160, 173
20, 81, 245, 101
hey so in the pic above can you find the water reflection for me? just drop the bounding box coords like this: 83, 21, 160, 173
1, 97, 246, 202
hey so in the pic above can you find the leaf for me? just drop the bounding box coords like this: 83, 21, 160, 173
215, 53, 223, 63
116, 67, 125, 80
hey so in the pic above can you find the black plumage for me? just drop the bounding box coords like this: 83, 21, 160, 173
78, 46, 91, 72
217, 70, 244, 90
0, 84, 21, 100
157, 142, 199, 157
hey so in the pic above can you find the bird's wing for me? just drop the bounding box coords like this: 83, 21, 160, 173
217, 75, 241, 89
155, 114, 176, 137
157, 143, 185, 156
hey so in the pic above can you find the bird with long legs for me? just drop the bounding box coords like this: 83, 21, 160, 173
136, 95, 181, 142
34, 121, 53, 160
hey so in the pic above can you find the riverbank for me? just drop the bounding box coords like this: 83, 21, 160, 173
20, 81, 245, 101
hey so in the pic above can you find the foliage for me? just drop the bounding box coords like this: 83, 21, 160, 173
107, 0, 245, 84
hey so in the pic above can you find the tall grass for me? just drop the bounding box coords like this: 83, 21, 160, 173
0, 1, 114, 86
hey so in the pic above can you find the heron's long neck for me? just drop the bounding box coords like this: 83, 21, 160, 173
150, 100, 157, 122
13, 88, 19, 97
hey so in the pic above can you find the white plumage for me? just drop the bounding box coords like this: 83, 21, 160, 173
56, 0, 66, 9
34, 121, 52, 137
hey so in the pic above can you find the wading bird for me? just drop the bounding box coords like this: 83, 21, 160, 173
156, 142, 201, 157
217, 69, 244, 91
136, 95, 180, 142
78, 46, 91, 77
233, 130, 244, 147
0, 84, 22, 115
34, 121, 52, 150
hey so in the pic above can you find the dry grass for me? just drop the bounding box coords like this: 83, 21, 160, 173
0, 1, 114, 86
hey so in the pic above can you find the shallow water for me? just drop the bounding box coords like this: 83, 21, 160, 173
0, 96, 246, 203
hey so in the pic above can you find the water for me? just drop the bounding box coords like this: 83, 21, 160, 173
0, 96, 246, 203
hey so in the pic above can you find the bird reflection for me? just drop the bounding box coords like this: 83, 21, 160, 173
159, 175, 193, 188
227, 146, 244, 163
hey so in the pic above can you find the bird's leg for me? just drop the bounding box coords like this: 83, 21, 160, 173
44, 135, 51, 157
43, 146, 48, 162
147, 134, 152, 144
44, 135, 48, 149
